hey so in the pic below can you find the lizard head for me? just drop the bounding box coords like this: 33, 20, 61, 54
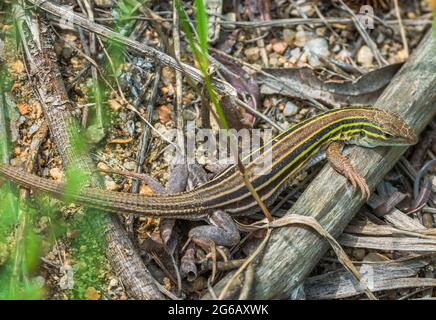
346, 109, 418, 148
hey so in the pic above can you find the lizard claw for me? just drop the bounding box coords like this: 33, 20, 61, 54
345, 170, 370, 201
326, 141, 371, 202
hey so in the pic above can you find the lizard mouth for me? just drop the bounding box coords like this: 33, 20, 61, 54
390, 132, 418, 146
397, 126, 419, 145
406, 131, 419, 145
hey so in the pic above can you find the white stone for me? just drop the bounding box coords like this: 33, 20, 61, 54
304, 38, 330, 66
283, 102, 298, 117
283, 29, 296, 46
294, 30, 315, 47
223, 12, 236, 30
431, 175, 436, 192
357, 45, 374, 67
124, 161, 137, 171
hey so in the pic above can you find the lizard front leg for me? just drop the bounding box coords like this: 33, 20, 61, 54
326, 141, 370, 200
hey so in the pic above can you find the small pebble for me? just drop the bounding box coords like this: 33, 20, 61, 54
104, 177, 119, 191
108, 99, 122, 112
338, 48, 351, 62
294, 30, 315, 47
283, 29, 295, 46
244, 47, 260, 62
332, 44, 341, 53
315, 27, 327, 37
223, 12, 236, 30
269, 53, 279, 67
304, 38, 330, 66
182, 109, 197, 121
283, 101, 298, 117
357, 45, 374, 67
124, 161, 137, 171
272, 40, 288, 55
109, 278, 119, 288
97, 162, 109, 175
49, 167, 63, 180
290, 4, 314, 16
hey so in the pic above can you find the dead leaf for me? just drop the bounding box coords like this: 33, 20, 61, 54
16, 103, 29, 115
429, 0, 436, 12
108, 99, 122, 112
11, 60, 24, 74
305, 258, 431, 299
84, 287, 101, 300
156, 105, 172, 124
220, 95, 249, 130
139, 184, 154, 196
108, 138, 133, 144
256, 63, 403, 107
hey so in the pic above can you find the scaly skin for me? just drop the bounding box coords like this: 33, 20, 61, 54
0, 107, 418, 220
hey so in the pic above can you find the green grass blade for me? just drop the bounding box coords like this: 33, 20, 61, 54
175, 0, 229, 129
194, 0, 208, 58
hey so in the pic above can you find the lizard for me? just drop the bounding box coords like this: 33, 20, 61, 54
0, 107, 418, 223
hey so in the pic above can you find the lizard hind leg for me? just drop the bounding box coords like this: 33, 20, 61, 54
188, 210, 241, 248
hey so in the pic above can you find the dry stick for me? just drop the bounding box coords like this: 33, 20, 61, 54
27, 0, 283, 131
78, 0, 101, 129
206, 30, 436, 299
338, 0, 387, 67
169, 3, 184, 296
13, 4, 164, 299
255, 28, 269, 68
131, 69, 161, 192
27, 0, 232, 95
219, 214, 377, 300
393, 0, 409, 58
173, 2, 184, 154
238, 264, 255, 300
201, 259, 245, 272
93, 15, 433, 28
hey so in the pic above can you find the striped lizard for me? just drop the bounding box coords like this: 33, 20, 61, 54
0, 107, 418, 222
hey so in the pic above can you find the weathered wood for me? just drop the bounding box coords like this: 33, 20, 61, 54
339, 233, 436, 252
207, 31, 436, 299
368, 194, 426, 230
305, 258, 431, 299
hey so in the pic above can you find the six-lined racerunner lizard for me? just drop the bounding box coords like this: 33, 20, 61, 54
0, 107, 418, 220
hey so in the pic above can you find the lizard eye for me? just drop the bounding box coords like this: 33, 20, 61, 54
383, 132, 394, 139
